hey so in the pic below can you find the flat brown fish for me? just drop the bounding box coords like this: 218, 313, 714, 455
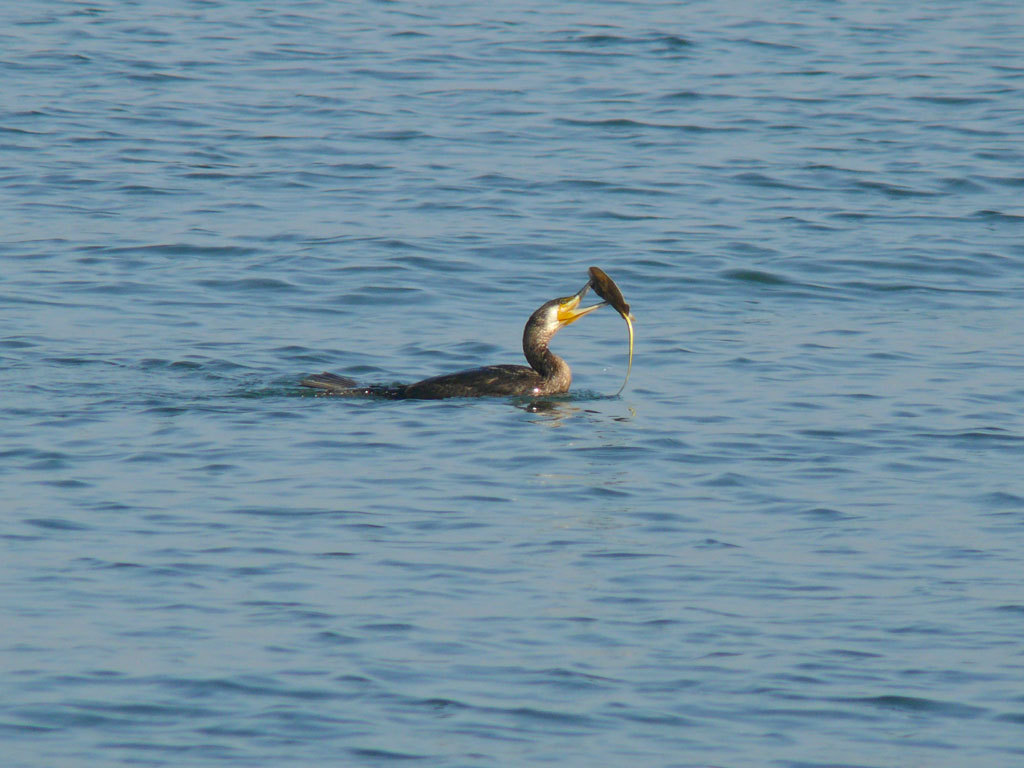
588, 266, 634, 396
588, 266, 630, 318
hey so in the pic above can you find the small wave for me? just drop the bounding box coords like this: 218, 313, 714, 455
972, 209, 1024, 223
846, 695, 987, 719
195, 277, 300, 292
556, 117, 725, 133
722, 268, 792, 285
854, 180, 940, 198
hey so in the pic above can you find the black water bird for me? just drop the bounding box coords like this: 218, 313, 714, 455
301, 281, 605, 399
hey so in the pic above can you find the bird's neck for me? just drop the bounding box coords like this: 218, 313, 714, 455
524, 331, 571, 391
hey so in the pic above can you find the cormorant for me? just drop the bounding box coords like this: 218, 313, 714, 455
301, 280, 605, 399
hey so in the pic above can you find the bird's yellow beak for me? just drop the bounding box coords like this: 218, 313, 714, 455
556, 293, 604, 326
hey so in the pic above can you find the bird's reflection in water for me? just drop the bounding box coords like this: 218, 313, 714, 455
515, 398, 635, 427
515, 398, 580, 425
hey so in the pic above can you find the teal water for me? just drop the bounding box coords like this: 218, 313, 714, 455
3, 2, 1024, 766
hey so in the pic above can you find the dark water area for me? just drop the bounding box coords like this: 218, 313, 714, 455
3, 2, 1024, 766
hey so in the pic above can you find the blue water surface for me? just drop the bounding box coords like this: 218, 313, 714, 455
3, 1, 1024, 766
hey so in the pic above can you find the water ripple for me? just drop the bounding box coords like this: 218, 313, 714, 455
3, 2, 1024, 767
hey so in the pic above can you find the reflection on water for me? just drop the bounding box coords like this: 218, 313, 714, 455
518, 398, 582, 423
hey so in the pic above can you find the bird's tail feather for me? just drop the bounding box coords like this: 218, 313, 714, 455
300, 372, 358, 392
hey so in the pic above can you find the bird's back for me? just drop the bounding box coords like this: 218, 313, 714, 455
403, 364, 548, 398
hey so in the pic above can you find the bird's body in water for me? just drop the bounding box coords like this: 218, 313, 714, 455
301, 290, 603, 399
